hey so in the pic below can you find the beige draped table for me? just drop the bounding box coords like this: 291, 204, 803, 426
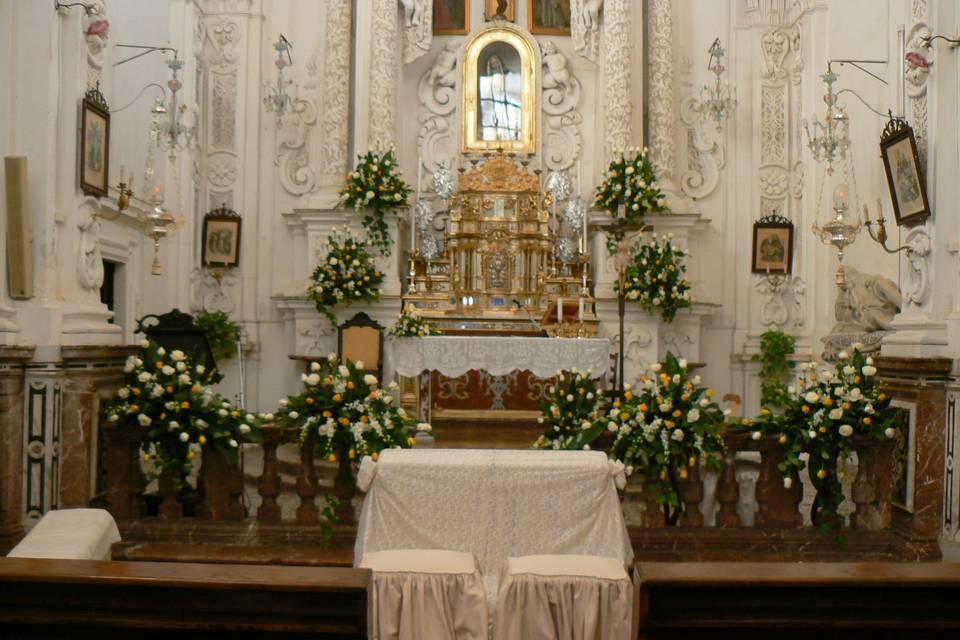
383, 336, 611, 421
355, 448, 632, 614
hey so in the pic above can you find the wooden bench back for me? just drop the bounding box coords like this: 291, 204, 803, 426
0, 557, 370, 639
634, 561, 960, 638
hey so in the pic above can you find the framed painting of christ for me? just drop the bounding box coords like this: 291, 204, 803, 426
529, 0, 571, 35
434, 0, 470, 34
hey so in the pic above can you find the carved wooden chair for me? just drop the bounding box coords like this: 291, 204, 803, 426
338, 312, 384, 381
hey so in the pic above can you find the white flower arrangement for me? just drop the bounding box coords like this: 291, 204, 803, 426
338, 144, 412, 254
390, 303, 442, 337
594, 148, 665, 225
615, 234, 692, 323
308, 227, 384, 328
533, 369, 604, 451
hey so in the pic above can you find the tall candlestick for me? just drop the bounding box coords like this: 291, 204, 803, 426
557, 296, 563, 329
578, 296, 584, 323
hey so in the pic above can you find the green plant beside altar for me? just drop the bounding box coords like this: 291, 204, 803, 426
614, 234, 692, 323
607, 353, 726, 525
752, 328, 796, 411
103, 339, 264, 485
742, 346, 899, 530
308, 227, 384, 329
194, 309, 240, 363
390, 303, 441, 337
338, 145, 412, 254
533, 368, 604, 450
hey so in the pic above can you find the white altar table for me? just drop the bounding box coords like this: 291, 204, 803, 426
354, 448, 632, 609
384, 336, 611, 421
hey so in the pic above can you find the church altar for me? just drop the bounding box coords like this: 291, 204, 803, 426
386, 335, 610, 422
355, 448, 632, 608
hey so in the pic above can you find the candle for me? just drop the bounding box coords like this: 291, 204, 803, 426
557, 296, 563, 328
578, 297, 584, 323
582, 206, 588, 255
410, 207, 416, 254
416, 158, 423, 200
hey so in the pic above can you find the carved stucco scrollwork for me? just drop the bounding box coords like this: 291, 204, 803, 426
905, 23, 932, 99
645, 0, 673, 178
571, 0, 603, 62
207, 152, 238, 189
663, 329, 693, 357
206, 19, 240, 68
601, 0, 632, 159
210, 71, 237, 151
418, 42, 459, 174
276, 96, 320, 196
83, 0, 108, 87
320, 0, 352, 185
678, 94, 725, 200
369, 0, 400, 146
760, 30, 789, 80
541, 42, 582, 171
401, 0, 432, 64
755, 276, 806, 328
298, 322, 333, 356
903, 228, 932, 307
908, 4, 929, 168
189, 267, 238, 315
77, 197, 105, 298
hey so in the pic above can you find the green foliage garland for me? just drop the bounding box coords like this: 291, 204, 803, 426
752, 329, 796, 410
194, 310, 239, 363
308, 228, 384, 329
608, 353, 726, 524
614, 234, 692, 323
338, 146, 412, 254
533, 368, 604, 450
103, 340, 263, 483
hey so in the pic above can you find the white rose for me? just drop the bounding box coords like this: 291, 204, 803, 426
783, 477, 793, 489
245, 414, 255, 423
692, 375, 702, 385
862, 365, 877, 377
838, 424, 854, 437
686, 409, 700, 423
179, 432, 190, 442
866, 356, 875, 365
238, 424, 251, 434
417, 422, 432, 433
752, 431, 762, 441
178, 374, 191, 385
117, 387, 130, 399
195, 365, 205, 375
171, 350, 186, 362
829, 408, 843, 420
176, 361, 187, 372
218, 409, 228, 417
138, 372, 152, 383
329, 257, 339, 266
364, 374, 378, 387
156, 347, 166, 357
808, 430, 817, 439
671, 428, 685, 441
804, 391, 819, 403
650, 363, 662, 373
607, 421, 618, 432
355, 360, 365, 370
311, 361, 322, 372
137, 414, 152, 426
671, 374, 681, 384
306, 373, 321, 386
162, 366, 175, 376
168, 420, 179, 430
279, 399, 289, 407
338, 365, 350, 377
288, 411, 299, 419
843, 366, 855, 375
139, 339, 150, 349
261, 413, 274, 421
229, 439, 239, 448
885, 427, 896, 438
678, 358, 688, 369
123, 357, 136, 373
566, 394, 574, 402
107, 414, 119, 422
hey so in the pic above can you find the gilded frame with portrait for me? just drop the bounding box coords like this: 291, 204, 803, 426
751, 216, 794, 275
433, 0, 470, 35
80, 87, 110, 198
202, 206, 242, 268
528, 0, 571, 35
879, 117, 930, 227
462, 25, 539, 154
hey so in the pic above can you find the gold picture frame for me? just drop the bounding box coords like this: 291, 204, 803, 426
433, 0, 470, 35
80, 86, 110, 198
485, 0, 515, 21
528, 0, 571, 35
462, 25, 539, 154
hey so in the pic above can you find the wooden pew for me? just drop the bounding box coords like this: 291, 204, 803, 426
0, 558, 369, 639
634, 561, 960, 639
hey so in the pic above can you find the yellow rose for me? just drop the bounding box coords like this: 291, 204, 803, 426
817, 468, 828, 479
199, 435, 207, 445
407, 437, 416, 446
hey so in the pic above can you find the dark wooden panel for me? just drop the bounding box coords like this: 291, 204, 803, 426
0, 558, 369, 639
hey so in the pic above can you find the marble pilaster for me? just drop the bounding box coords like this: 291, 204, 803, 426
0, 347, 34, 553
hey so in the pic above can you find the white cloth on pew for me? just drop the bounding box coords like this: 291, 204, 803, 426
493, 554, 632, 640
355, 449, 632, 609
359, 549, 489, 640
7, 508, 120, 561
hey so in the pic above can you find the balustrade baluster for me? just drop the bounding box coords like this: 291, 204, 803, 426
157, 469, 182, 520
852, 441, 894, 530
201, 445, 244, 520
754, 438, 802, 528
680, 464, 704, 527
715, 454, 741, 527
641, 478, 664, 528
296, 432, 320, 524
104, 425, 146, 520
257, 426, 282, 523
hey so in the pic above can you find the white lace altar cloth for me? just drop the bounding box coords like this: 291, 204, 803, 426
355, 449, 632, 610
385, 336, 611, 380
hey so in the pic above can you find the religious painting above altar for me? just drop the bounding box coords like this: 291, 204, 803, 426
433, 0, 470, 35
462, 26, 538, 154
529, 0, 571, 35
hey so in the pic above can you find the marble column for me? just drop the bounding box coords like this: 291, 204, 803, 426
601, 0, 632, 159
58, 346, 136, 508
367, 0, 400, 148
0, 347, 34, 553
645, 0, 674, 183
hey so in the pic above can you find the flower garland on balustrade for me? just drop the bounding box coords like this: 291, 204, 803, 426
594, 148, 665, 227
277, 356, 430, 465
103, 340, 263, 483
390, 303, 442, 337
533, 368, 604, 450
308, 227, 384, 329
338, 145, 412, 254
745, 346, 900, 529
614, 234, 692, 323
608, 353, 726, 524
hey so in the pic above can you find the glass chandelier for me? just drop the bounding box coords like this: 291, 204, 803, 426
151, 54, 195, 162
803, 71, 850, 175
701, 38, 737, 128
263, 35, 295, 126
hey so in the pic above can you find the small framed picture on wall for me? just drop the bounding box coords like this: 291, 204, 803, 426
434, 0, 470, 34
202, 206, 242, 268
485, 0, 515, 21
79, 86, 110, 198
529, 0, 571, 34
879, 117, 931, 227
751, 215, 794, 275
